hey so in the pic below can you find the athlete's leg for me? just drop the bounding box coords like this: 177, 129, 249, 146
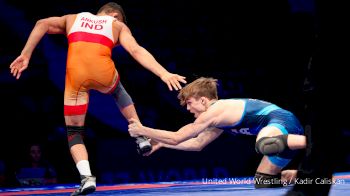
255, 156, 298, 188
64, 83, 95, 195
286, 134, 306, 150
91, 69, 151, 154
255, 126, 297, 188
108, 81, 151, 154
65, 115, 88, 165
254, 156, 283, 188
256, 155, 282, 175
256, 126, 288, 155
256, 126, 306, 156
114, 91, 140, 121
64, 82, 90, 170
281, 148, 304, 185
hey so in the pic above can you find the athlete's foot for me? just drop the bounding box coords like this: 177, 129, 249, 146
71, 175, 96, 196
136, 136, 152, 154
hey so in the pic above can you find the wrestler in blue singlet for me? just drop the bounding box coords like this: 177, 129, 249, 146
217, 98, 304, 168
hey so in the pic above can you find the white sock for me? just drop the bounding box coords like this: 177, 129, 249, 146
76, 160, 92, 176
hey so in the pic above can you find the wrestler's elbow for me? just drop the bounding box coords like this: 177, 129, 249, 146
36, 18, 44, 24
35, 19, 50, 31
36, 18, 48, 27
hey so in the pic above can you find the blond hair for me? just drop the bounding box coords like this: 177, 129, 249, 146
178, 77, 218, 106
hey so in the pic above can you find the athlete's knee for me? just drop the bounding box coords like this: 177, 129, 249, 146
254, 172, 283, 188
255, 135, 289, 156
111, 82, 134, 109
67, 125, 85, 148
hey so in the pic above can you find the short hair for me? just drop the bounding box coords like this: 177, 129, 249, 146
177, 77, 219, 106
97, 2, 127, 23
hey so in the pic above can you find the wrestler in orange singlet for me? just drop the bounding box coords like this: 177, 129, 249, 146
9, 2, 186, 195
65, 11, 122, 115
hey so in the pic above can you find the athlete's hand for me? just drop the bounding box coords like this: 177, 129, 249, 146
143, 139, 162, 156
128, 118, 145, 137
10, 54, 30, 79
160, 72, 187, 91
142, 141, 161, 156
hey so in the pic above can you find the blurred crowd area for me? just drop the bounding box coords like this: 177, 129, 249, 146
0, 0, 349, 187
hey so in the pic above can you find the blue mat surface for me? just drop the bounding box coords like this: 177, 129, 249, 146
1, 172, 349, 195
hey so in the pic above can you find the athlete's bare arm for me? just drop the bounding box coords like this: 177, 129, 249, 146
160, 128, 224, 151
128, 104, 225, 145
10, 15, 71, 79
21, 16, 69, 57
142, 128, 223, 156
128, 120, 204, 145
118, 24, 186, 91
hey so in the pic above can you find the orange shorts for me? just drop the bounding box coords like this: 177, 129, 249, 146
64, 42, 119, 116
